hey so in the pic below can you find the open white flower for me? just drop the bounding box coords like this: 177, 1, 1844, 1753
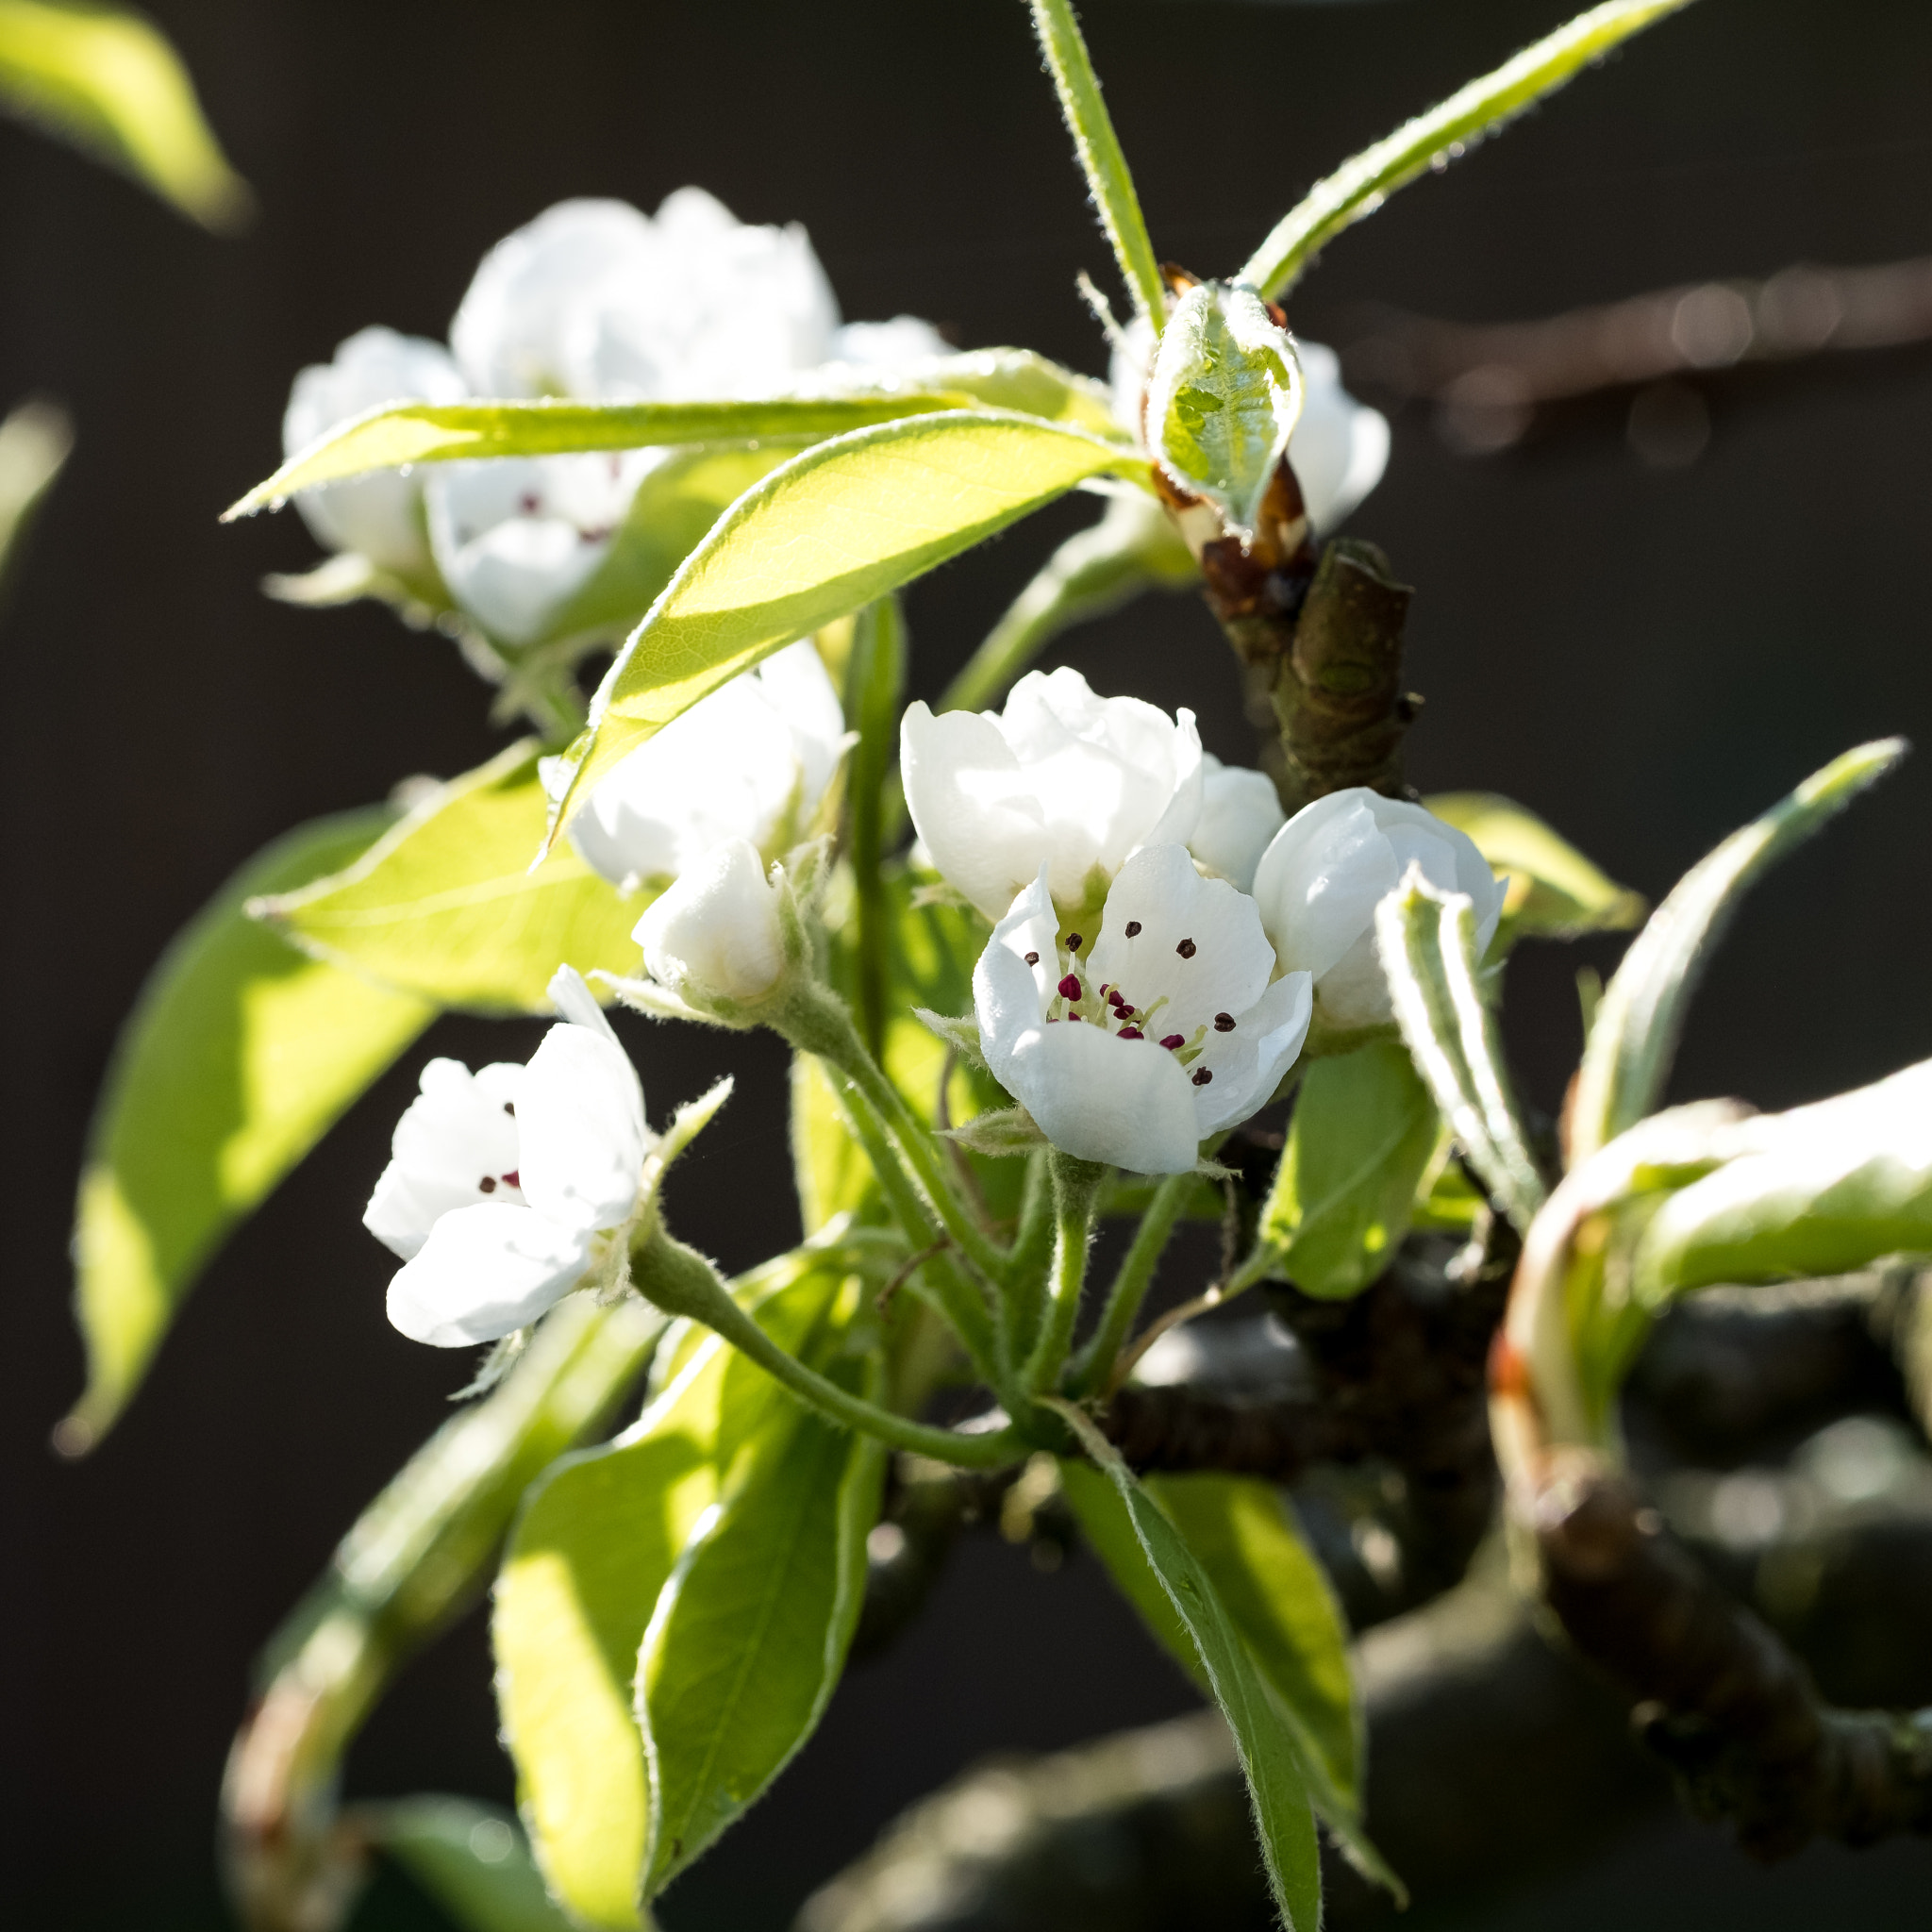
367, 967, 648, 1347
1251, 789, 1507, 1033
561, 640, 846, 890
633, 837, 791, 1016
283, 325, 468, 577
425, 189, 948, 645
974, 844, 1312, 1175
1109, 320, 1389, 536
901, 667, 1204, 923
1189, 753, 1285, 893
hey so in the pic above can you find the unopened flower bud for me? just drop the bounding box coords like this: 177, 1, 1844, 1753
633, 837, 791, 1018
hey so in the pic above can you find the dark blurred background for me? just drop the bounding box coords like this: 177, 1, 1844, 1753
6, 0, 1932, 1925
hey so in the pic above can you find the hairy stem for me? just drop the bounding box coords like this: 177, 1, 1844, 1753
1023, 1154, 1106, 1393
1070, 1170, 1191, 1395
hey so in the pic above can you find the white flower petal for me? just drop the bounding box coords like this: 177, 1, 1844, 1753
548, 963, 620, 1043
901, 702, 1047, 921
1189, 754, 1285, 893
386, 1203, 595, 1347
1190, 969, 1311, 1136
1288, 341, 1391, 536
634, 836, 788, 1008
999, 1017, 1203, 1175
363, 1058, 527, 1258
516, 1024, 646, 1232
1253, 791, 1401, 984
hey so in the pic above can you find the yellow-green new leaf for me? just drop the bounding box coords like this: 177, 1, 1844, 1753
494, 1265, 849, 1930
0, 0, 251, 229
552, 411, 1151, 837
366, 1797, 576, 1932
257, 742, 643, 1015
1146, 282, 1302, 541
1425, 791, 1643, 940
63, 811, 432, 1449
1262, 1039, 1441, 1299
1240, 0, 1695, 303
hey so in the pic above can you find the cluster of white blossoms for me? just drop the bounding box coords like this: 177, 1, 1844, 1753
903, 669, 1505, 1176
283, 189, 949, 645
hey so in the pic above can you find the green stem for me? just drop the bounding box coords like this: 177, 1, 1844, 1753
1000, 1152, 1056, 1379
635, 1227, 1025, 1471
842, 598, 907, 1058
1070, 1170, 1191, 1395
784, 982, 1011, 1286
1027, 0, 1168, 323
1023, 1153, 1106, 1393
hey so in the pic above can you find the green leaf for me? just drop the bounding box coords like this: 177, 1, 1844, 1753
1239, 0, 1696, 303
1424, 791, 1644, 941
0, 395, 72, 596
1631, 1058, 1932, 1306
844, 599, 907, 1058
493, 1263, 850, 1930
1050, 1406, 1322, 1932
1146, 282, 1302, 540
639, 1358, 884, 1895
552, 410, 1151, 834
367, 1796, 577, 1932
916, 347, 1124, 441
226, 395, 966, 520
1375, 871, 1548, 1233
1261, 1039, 1441, 1298
256, 742, 643, 1016
0, 0, 251, 229
1568, 738, 1905, 1164
62, 811, 431, 1450
1026, 0, 1167, 323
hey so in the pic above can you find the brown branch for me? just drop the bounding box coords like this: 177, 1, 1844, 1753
1341, 253, 1932, 456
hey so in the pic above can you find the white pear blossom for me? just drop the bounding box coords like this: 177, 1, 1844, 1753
282, 325, 468, 577
634, 837, 790, 1014
1189, 753, 1285, 893
560, 640, 847, 891
1251, 789, 1507, 1034
425, 190, 947, 645
367, 967, 648, 1347
1109, 319, 1389, 536
974, 844, 1312, 1174
900, 667, 1204, 922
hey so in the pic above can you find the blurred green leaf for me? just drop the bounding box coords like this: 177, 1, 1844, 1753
0, 395, 72, 599
1631, 1058, 1932, 1306
1052, 1407, 1322, 1932
1240, 0, 1694, 302
256, 742, 642, 1016
639, 1348, 884, 1896
1425, 791, 1643, 941
551, 411, 1151, 835
1146, 282, 1301, 539
494, 1262, 850, 1930
1376, 871, 1547, 1233
1568, 738, 1905, 1163
367, 1797, 575, 1932
1261, 1040, 1441, 1298
0, 0, 252, 229
63, 810, 431, 1450
1026, 0, 1167, 322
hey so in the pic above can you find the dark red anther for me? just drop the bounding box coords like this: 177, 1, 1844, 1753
519, 491, 541, 514
1124, 921, 1142, 937
1175, 938, 1196, 958
503, 1101, 516, 1117
1117, 1025, 1144, 1041
503, 1170, 521, 1189
1159, 1034, 1186, 1051
1065, 933, 1083, 952
1191, 1067, 1213, 1086
1214, 1012, 1236, 1031
1058, 974, 1082, 1000
478, 1175, 496, 1193
1024, 951, 1040, 966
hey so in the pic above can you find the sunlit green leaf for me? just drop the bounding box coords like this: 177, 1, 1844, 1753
639, 1349, 884, 1895
256, 742, 642, 1016
1568, 738, 1904, 1163
1146, 282, 1302, 540
1026, 0, 1166, 323
1425, 791, 1643, 941
1631, 1058, 1932, 1306
366, 1796, 577, 1932
1376, 871, 1547, 1233
0, 0, 251, 229
62, 810, 431, 1450
0, 395, 71, 598
1261, 1039, 1441, 1298
1240, 0, 1695, 303
551, 411, 1151, 836
1052, 1407, 1322, 1931
493, 1263, 850, 1930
